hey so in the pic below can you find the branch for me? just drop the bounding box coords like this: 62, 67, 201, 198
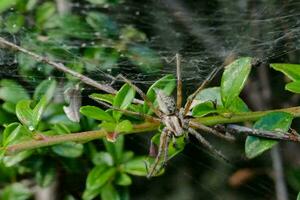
0, 37, 144, 104
4, 106, 300, 155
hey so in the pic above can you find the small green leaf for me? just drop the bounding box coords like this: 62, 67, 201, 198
285, 81, 300, 93
5, 13, 24, 33
115, 173, 132, 186
0, 0, 18, 13
144, 74, 176, 114
89, 93, 114, 104
0, 80, 30, 104
192, 101, 216, 117
33, 79, 57, 103
113, 84, 135, 121
80, 106, 114, 122
245, 112, 293, 159
2, 102, 16, 114
115, 120, 133, 133
194, 87, 222, 106
271, 63, 300, 81
100, 121, 117, 132
36, 2, 56, 27
100, 183, 120, 200
86, 12, 118, 37
83, 165, 116, 200
297, 192, 300, 200
16, 100, 33, 128
221, 57, 252, 108
92, 152, 114, 166
52, 142, 83, 158
1, 183, 32, 200
3, 151, 33, 167
227, 97, 249, 112
123, 156, 148, 176
32, 96, 47, 128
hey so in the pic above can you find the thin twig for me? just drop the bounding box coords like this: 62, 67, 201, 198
3, 107, 300, 155
0, 37, 144, 104
226, 124, 300, 142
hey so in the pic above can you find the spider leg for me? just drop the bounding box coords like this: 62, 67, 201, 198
176, 53, 183, 109
183, 65, 223, 116
189, 121, 235, 142
188, 128, 229, 162
116, 74, 163, 118
93, 99, 161, 123
147, 128, 171, 178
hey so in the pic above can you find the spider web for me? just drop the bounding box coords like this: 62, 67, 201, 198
1, 0, 300, 200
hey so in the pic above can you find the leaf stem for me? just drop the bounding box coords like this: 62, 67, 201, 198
4, 106, 300, 155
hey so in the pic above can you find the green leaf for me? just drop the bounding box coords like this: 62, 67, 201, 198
32, 96, 47, 128
2, 102, 16, 114
123, 156, 148, 176
113, 84, 135, 121
5, 13, 24, 33
0, 80, 30, 104
144, 74, 176, 114
194, 87, 222, 106
16, 96, 47, 129
83, 165, 116, 200
227, 97, 249, 112
104, 135, 124, 164
285, 81, 300, 93
58, 14, 92, 39
80, 106, 114, 122
36, 2, 56, 27
115, 120, 133, 133
3, 151, 33, 167
1, 183, 32, 200
86, 12, 118, 37
245, 112, 293, 159
271, 63, 300, 81
297, 192, 300, 200
0, 0, 18, 13
221, 57, 252, 108
100, 121, 117, 132
92, 152, 114, 166
16, 100, 33, 129
52, 142, 83, 158
192, 101, 216, 117
115, 173, 132, 186
33, 79, 57, 103
100, 183, 120, 200
89, 93, 114, 105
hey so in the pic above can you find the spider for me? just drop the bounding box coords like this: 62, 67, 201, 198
101, 54, 235, 178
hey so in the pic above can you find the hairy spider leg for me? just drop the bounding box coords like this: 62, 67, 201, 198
188, 128, 229, 162
147, 128, 172, 178
117, 74, 163, 118
189, 121, 235, 142
183, 65, 223, 116
93, 98, 161, 123
176, 53, 183, 109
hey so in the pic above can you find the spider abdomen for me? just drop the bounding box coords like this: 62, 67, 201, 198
155, 89, 176, 115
